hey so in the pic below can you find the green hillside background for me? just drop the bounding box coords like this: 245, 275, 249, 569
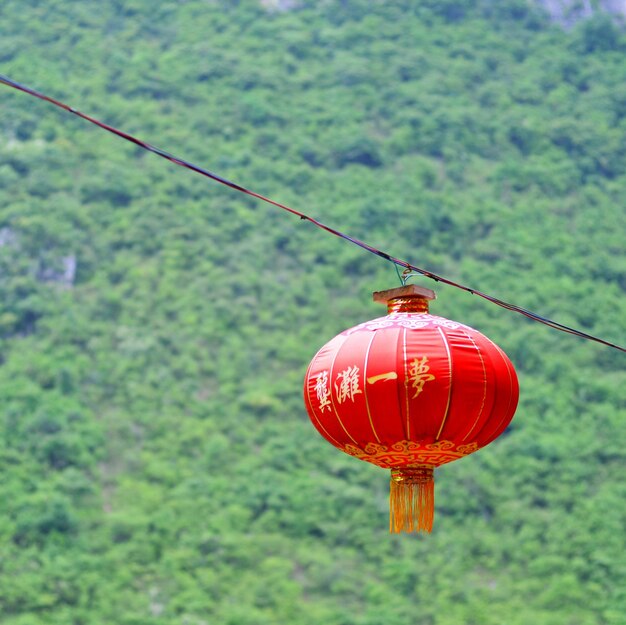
1, 1, 625, 623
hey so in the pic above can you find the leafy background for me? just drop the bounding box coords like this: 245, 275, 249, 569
0, 1, 625, 624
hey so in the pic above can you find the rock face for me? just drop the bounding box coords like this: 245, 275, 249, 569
37, 255, 77, 287
258, 0, 626, 22
259, 0, 298, 12
538, 0, 626, 26
0, 227, 16, 248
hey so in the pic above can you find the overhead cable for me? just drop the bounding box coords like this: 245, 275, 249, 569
0, 73, 623, 353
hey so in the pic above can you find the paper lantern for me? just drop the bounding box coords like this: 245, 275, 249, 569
303, 285, 519, 533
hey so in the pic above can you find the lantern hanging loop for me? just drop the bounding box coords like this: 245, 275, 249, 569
395, 264, 423, 287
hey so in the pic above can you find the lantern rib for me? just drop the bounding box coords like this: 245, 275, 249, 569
392, 328, 410, 443
478, 335, 518, 446
434, 327, 454, 441
402, 329, 412, 441
1, 73, 624, 354
304, 367, 344, 450
459, 328, 489, 443
328, 340, 360, 447
362, 333, 382, 444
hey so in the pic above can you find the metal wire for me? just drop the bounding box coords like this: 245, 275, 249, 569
0, 73, 624, 353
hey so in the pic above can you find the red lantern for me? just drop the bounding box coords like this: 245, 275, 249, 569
303, 285, 519, 533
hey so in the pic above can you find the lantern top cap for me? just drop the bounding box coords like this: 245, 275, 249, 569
373, 284, 437, 304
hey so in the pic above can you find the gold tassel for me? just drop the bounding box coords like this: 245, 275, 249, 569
389, 466, 434, 533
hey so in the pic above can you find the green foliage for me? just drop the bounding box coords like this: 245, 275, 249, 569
0, 0, 625, 623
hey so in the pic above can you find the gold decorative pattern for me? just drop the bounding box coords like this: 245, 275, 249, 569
343, 313, 468, 335
391, 466, 434, 484
387, 297, 429, 314
343, 439, 479, 468
456, 442, 479, 454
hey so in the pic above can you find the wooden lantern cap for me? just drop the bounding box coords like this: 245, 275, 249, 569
373, 284, 437, 304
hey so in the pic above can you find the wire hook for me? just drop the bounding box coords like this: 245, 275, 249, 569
396, 264, 421, 286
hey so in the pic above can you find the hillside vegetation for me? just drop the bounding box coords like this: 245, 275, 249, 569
0, 1, 625, 624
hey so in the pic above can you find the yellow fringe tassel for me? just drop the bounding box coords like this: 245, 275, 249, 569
389, 466, 434, 533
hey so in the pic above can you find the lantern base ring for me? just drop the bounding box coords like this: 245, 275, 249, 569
390, 466, 434, 533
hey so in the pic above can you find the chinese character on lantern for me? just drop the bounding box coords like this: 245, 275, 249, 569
314, 371, 332, 412
334, 366, 361, 403
408, 356, 435, 398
